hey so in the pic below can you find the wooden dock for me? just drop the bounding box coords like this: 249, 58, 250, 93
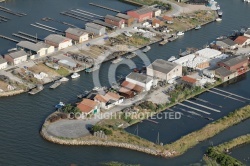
212, 88, 250, 101
146, 119, 158, 124
177, 103, 210, 115
0, 35, 19, 43
67, 11, 93, 20
31, 24, 56, 33
60, 12, 88, 21
207, 90, 245, 103
71, 10, 94, 17
185, 100, 220, 113
35, 22, 64, 33
76, 9, 103, 18
18, 31, 43, 41
89, 3, 120, 12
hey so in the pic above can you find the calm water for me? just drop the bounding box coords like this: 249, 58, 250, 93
0, 0, 249, 165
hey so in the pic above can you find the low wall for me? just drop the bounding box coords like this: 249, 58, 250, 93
0, 89, 25, 97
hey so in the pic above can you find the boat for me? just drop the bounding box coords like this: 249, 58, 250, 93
142, 46, 151, 52
112, 57, 123, 64
77, 90, 90, 99
71, 72, 80, 79
216, 18, 222, 22
93, 87, 100, 91
168, 35, 178, 42
216, 5, 220, 10
159, 39, 168, 45
55, 101, 65, 109
217, 10, 223, 16
85, 65, 100, 73
176, 31, 184, 36
195, 25, 201, 30
125, 52, 137, 59
205, 117, 214, 121
8, 48, 17, 52
168, 56, 177, 62
50, 80, 61, 89
59, 77, 69, 82
28, 85, 44, 95
216, 35, 227, 40
123, 31, 132, 37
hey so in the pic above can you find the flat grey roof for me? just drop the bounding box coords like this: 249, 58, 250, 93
245, 29, 250, 35
221, 38, 236, 46
116, 13, 132, 20
7, 50, 27, 59
215, 67, 234, 77
126, 72, 152, 84
65, 28, 88, 37
45, 34, 71, 44
105, 14, 123, 22
17, 41, 51, 52
92, 20, 116, 29
147, 59, 178, 74
220, 55, 248, 67
85, 22, 105, 30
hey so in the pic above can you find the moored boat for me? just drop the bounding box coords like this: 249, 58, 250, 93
71, 72, 80, 79
55, 101, 65, 109
216, 18, 222, 22
59, 77, 69, 82
28, 85, 44, 95
177, 31, 184, 36
142, 46, 151, 52
112, 57, 123, 64
195, 25, 201, 30
50, 80, 61, 89
159, 39, 168, 45
168, 56, 177, 62
125, 52, 137, 59
85, 65, 100, 73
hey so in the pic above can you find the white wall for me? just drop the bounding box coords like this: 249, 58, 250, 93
0, 62, 7, 70
14, 55, 27, 65
58, 40, 72, 50
126, 77, 152, 91
79, 34, 89, 43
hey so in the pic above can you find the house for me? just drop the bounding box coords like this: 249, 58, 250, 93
234, 36, 250, 47
151, 7, 161, 17
216, 38, 238, 50
152, 18, 164, 27
94, 92, 124, 109
125, 72, 153, 91
181, 75, 198, 86
77, 99, 100, 116
0, 56, 7, 70
217, 55, 248, 75
244, 29, 250, 38
119, 80, 144, 98
127, 7, 153, 23
85, 23, 106, 36
162, 15, 174, 24
147, 59, 182, 81
116, 13, 134, 27
105, 15, 125, 28
65, 28, 89, 43
4, 50, 28, 65
215, 67, 237, 82
45, 34, 72, 50
17, 41, 55, 57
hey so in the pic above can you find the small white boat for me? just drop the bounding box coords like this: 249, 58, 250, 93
60, 77, 69, 82
177, 31, 184, 36
123, 31, 132, 37
168, 56, 177, 62
217, 10, 223, 16
216, 5, 220, 10
195, 25, 201, 30
55, 102, 65, 109
85, 65, 100, 73
216, 18, 222, 22
71, 72, 80, 79
112, 57, 123, 64
142, 46, 151, 52
93, 87, 100, 91
8, 48, 17, 52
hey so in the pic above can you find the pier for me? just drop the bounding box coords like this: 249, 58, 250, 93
31, 24, 56, 33
35, 22, 64, 33
185, 100, 220, 113
67, 11, 94, 20
12, 33, 37, 43
71, 10, 94, 18
93, 20, 116, 29
60, 12, 88, 21
0, 35, 19, 43
177, 103, 210, 115
76, 9, 103, 18
0, 6, 26, 16
207, 90, 246, 103
18, 31, 43, 41
89, 3, 120, 13
212, 88, 250, 101
42, 17, 78, 28
194, 97, 223, 108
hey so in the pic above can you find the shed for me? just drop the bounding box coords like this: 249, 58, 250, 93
65, 28, 89, 43
116, 13, 134, 27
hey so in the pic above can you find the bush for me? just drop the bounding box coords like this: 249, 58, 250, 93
92, 125, 113, 135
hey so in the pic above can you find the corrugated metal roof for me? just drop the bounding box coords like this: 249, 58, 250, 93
116, 13, 132, 20
219, 55, 248, 67
65, 28, 88, 37
105, 14, 123, 22
7, 50, 27, 59
133, 7, 153, 15
45, 34, 71, 44
215, 67, 234, 77
85, 22, 105, 30
147, 59, 178, 74
17, 41, 51, 52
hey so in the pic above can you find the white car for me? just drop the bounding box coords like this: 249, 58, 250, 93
123, 31, 132, 37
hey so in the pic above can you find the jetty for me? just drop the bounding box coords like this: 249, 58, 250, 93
12, 33, 37, 43
31, 24, 56, 33
71, 10, 94, 18
66, 11, 94, 20
177, 103, 210, 115
60, 12, 88, 21
93, 20, 116, 29
159, 39, 168, 45
35, 22, 64, 33
0, 6, 25, 16
146, 119, 159, 124
207, 90, 245, 103
89, 3, 120, 13
50, 81, 61, 89
185, 100, 220, 113
0, 35, 19, 43
212, 88, 250, 101
194, 97, 222, 108
18, 31, 43, 41
76, 9, 104, 18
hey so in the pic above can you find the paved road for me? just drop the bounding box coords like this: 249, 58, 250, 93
160, 0, 183, 17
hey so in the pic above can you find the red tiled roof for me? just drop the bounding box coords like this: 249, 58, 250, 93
119, 87, 134, 95
163, 15, 173, 21
77, 99, 98, 113
94, 94, 108, 103
234, 36, 249, 45
77, 104, 93, 113
105, 92, 121, 100
182, 76, 197, 84
121, 81, 143, 92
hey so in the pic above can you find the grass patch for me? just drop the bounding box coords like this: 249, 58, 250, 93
56, 67, 70, 76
